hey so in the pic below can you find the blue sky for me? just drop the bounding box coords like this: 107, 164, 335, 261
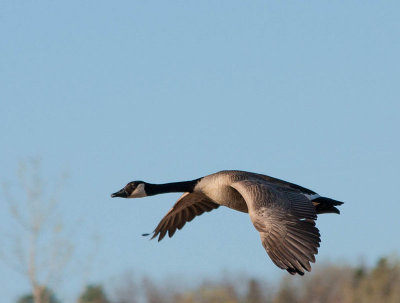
1, 1, 399, 301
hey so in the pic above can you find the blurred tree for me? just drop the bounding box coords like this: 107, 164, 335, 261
197, 285, 239, 303
174, 282, 239, 303
300, 264, 353, 303
107, 259, 400, 303
273, 277, 298, 303
1, 159, 72, 303
142, 277, 169, 303
78, 285, 110, 303
354, 256, 400, 303
16, 287, 60, 303
245, 278, 267, 303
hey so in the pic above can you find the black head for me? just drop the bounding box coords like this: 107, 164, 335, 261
111, 181, 147, 198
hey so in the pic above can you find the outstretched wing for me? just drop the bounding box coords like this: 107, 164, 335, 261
231, 180, 320, 275
252, 172, 317, 195
152, 192, 219, 241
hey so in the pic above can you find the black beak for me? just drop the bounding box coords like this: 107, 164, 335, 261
111, 188, 128, 198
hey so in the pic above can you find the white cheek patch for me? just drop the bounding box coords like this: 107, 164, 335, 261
129, 183, 147, 198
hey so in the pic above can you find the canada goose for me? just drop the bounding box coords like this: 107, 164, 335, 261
111, 170, 343, 275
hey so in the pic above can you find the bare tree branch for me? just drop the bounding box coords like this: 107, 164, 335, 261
1, 159, 73, 303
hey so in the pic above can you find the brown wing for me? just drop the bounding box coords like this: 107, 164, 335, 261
152, 192, 220, 241
231, 180, 320, 275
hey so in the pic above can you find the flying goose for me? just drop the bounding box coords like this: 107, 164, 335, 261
111, 170, 343, 275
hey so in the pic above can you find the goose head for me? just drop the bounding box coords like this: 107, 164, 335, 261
111, 181, 147, 198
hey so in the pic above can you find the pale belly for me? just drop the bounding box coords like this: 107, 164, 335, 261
193, 171, 250, 213
200, 183, 248, 213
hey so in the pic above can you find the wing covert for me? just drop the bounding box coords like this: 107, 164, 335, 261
231, 180, 320, 275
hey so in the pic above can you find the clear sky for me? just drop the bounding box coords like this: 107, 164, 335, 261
1, 1, 399, 302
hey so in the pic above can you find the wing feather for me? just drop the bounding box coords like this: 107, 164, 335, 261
151, 192, 219, 241
231, 180, 320, 275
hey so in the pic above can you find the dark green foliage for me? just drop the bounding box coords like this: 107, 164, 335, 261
78, 285, 110, 303
16, 288, 59, 303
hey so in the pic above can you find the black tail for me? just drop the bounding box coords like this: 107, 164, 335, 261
312, 197, 344, 215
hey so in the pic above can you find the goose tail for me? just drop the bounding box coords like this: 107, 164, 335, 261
312, 197, 344, 215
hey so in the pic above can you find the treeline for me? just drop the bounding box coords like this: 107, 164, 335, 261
17, 255, 400, 303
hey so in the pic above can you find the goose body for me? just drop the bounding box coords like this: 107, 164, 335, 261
111, 170, 343, 275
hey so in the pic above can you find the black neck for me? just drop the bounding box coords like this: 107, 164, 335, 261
145, 179, 200, 196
